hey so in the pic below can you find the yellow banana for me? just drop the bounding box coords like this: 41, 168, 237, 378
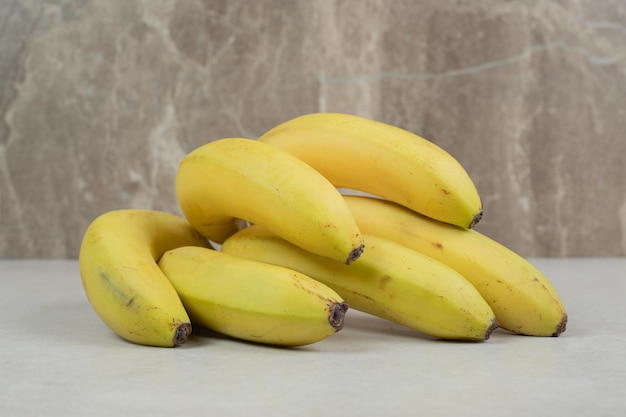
343, 195, 568, 336
176, 137, 364, 264
222, 226, 498, 341
157, 245, 348, 346
79, 209, 211, 347
258, 112, 483, 228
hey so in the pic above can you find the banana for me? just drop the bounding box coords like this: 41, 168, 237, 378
258, 112, 483, 228
176, 137, 364, 264
157, 245, 348, 346
222, 226, 498, 341
79, 209, 211, 347
343, 195, 568, 336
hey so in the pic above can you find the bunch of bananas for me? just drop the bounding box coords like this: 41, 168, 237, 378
79, 113, 567, 348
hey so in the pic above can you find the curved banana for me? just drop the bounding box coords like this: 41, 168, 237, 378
158, 245, 348, 346
258, 112, 483, 228
176, 137, 364, 264
343, 195, 568, 336
79, 209, 211, 347
222, 226, 498, 341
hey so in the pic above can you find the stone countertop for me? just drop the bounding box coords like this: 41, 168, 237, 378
1, 258, 624, 416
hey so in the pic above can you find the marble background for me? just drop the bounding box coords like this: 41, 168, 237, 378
1, 0, 625, 259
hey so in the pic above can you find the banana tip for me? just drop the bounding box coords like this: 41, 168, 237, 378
484, 318, 499, 340
552, 315, 568, 337
346, 244, 365, 265
468, 210, 483, 229
329, 301, 349, 331
173, 323, 192, 346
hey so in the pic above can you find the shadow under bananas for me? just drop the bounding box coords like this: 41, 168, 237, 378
186, 310, 503, 351
341, 310, 508, 345
341, 311, 438, 341
186, 326, 319, 352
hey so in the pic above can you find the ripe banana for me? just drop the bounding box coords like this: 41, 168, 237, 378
176, 137, 364, 264
79, 209, 211, 347
222, 226, 498, 341
157, 245, 348, 346
343, 195, 568, 336
258, 112, 483, 228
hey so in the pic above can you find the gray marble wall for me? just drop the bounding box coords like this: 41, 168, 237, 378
1, 0, 625, 259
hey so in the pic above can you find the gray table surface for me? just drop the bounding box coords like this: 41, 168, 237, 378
1, 258, 624, 417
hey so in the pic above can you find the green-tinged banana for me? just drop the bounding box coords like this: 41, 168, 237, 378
258, 112, 482, 228
79, 209, 211, 347
222, 226, 498, 341
157, 246, 348, 346
343, 195, 568, 336
176, 137, 364, 264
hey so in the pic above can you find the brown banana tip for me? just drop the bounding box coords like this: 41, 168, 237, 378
483, 318, 499, 341
469, 210, 483, 229
346, 244, 365, 265
329, 302, 349, 331
173, 323, 192, 346
552, 315, 568, 337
